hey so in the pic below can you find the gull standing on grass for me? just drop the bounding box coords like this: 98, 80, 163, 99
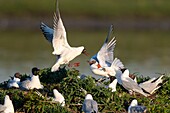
52, 89, 65, 106
40, 0, 88, 72
120, 68, 150, 97
7, 72, 21, 88
128, 99, 147, 113
88, 25, 124, 78
82, 94, 98, 113
20, 67, 43, 90
0, 95, 14, 113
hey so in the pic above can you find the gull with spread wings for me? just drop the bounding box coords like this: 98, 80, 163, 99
88, 25, 124, 78
40, 0, 88, 72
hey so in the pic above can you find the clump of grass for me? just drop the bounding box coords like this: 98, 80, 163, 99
0, 67, 170, 113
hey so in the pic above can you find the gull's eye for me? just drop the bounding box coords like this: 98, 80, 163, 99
92, 60, 96, 64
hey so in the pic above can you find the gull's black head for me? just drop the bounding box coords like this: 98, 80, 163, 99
110, 76, 116, 83
14, 72, 21, 79
32, 67, 40, 75
87, 60, 96, 66
120, 68, 127, 73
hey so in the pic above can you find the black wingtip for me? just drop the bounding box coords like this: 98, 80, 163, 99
105, 24, 114, 43
40, 22, 46, 29
55, 0, 60, 18
110, 24, 114, 31
41, 22, 45, 26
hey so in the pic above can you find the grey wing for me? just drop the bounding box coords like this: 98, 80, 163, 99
7, 80, 13, 88
97, 25, 116, 67
40, 22, 54, 43
139, 77, 156, 86
92, 100, 98, 112
130, 106, 147, 113
0, 104, 6, 112
20, 80, 30, 90
122, 78, 143, 92
139, 75, 164, 94
82, 100, 93, 112
139, 78, 156, 93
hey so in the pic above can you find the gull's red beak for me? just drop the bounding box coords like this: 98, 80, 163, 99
68, 62, 80, 67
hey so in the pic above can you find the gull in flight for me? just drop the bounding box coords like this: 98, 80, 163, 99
0, 95, 14, 113
88, 25, 124, 78
40, 0, 88, 72
120, 68, 150, 97
7, 72, 21, 88
128, 99, 147, 113
20, 67, 43, 90
82, 94, 98, 113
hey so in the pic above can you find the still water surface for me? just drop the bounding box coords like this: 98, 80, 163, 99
0, 29, 170, 82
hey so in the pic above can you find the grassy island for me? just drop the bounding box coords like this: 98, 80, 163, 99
0, 67, 170, 113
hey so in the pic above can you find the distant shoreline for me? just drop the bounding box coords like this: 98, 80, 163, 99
1, 17, 170, 30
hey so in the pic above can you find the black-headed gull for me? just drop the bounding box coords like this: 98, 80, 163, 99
138, 75, 164, 94
120, 69, 150, 97
20, 67, 43, 90
0, 95, 14, 113
82, 94, 98, 113
88, 25, 124, 78
40, 0, 88, 72
128, 99, 147, 113
7, 72, 21, 88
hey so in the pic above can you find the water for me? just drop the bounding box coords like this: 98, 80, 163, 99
0, 29, 170, 82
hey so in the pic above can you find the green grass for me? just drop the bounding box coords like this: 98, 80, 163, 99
1, 0, 170, 19
0, 67, 170, 113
